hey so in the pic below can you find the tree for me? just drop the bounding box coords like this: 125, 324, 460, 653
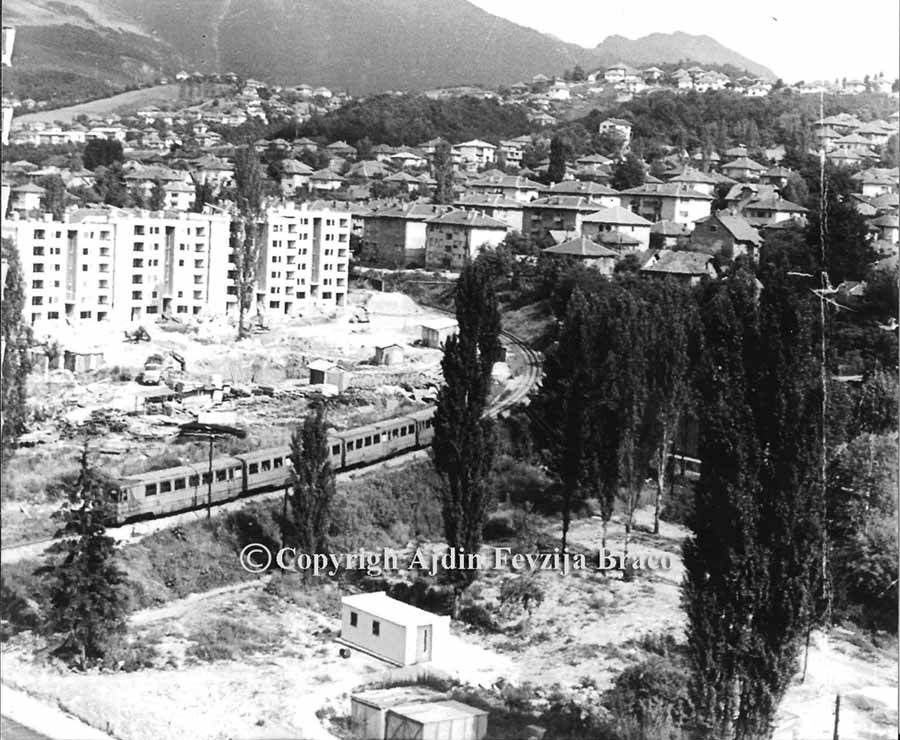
432, 262, 501, 584
548, 136, 568, 183
92, 164, 131, 208
148, 179, 166, 211
683, 267, 825, 738
644, 279, 701, 534
191, 176, 216, 213
432, 140, 455, 205
1, 238, 32, 463
45, 446, 129, 668
288, 404, 336, 571
611, 153, 645, 190
83, 139, 124, 170
532, 289, 598, 551
37, 174, 67, 219
232, 146, 264, 339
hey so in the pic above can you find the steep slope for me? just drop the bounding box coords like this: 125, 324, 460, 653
594, 32, 776, 79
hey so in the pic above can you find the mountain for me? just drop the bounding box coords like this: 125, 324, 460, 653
2, 0, 777, 102
593, 32, 776, 80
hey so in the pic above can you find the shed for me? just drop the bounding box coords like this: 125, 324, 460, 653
63, 349, 104, 373
420, 319, 458, 349
351, 687, 448, 740
340, 591, 450, 666
375, 344, 405, 366
384, 700, 488, 740
308, 358, 348, 390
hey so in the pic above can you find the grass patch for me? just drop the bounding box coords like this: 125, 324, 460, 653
186, 617, 282, 662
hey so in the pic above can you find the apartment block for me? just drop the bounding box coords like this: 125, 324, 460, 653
248, 202, 351, 317
4, 208, 231, 326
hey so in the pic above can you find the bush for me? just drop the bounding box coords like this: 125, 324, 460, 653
603, 655, 694, 737
483, 511, 516, 541
186, 618, 280, 662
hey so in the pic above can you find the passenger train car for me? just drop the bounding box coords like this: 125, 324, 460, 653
110, 408, 436, 524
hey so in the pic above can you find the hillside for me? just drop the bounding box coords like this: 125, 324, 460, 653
593, 32, 776, 80
3, 0, 777, 100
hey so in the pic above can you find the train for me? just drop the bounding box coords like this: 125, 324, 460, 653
109, 408, 436, 524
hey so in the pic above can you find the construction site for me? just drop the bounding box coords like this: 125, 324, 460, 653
3, 287, 511, 542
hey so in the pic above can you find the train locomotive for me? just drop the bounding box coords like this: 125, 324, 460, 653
109, 408, 436, 524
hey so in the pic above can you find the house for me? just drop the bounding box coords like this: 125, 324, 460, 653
351, 688, 448, 740
420, 318, 459, 348
498, 139, 526, 169
871, 213, 899, 244
575, 153, 613, 172
859, 169, 899, 198
275, 160, 311, 194
384, 171, 426, 195
650, 220, 692, 249
163, 181, 195, 211
760, 166, 794, 189
391, 150, 428, 170
523, 196, 609, 243
307, 359, 348, 389
10, 182, 44, 211
326, 140, 357, 159
362, 202, 455, 266
466, 174, 542, 203
597, 118, 633, 145
453, 140, 497, 170
640, 250, 719, 285
453, 194, 524, 232
667, 168, 718, 196
720, 157, 767, 182
63, 349, 104, 373
618, 183, 714, 226
580, 206, 653, 249
424, 210, 508, 269
309, 168, 346, 192
542, 235, 619, 274
691, 212, 762, 260
603, 63, 641, 85
541, 181, 620, 208
374, 344, 405, 366
742, 196, 809, 228
383, 702, 488, 740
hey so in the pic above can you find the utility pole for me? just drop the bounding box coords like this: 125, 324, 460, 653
832, 694, 840, 740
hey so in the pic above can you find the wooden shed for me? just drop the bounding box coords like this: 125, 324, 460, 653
340, 591, 450, 666
420, 319, 458, 349
351, 687, 447, 740
384, 700, 488, 740
308, 359, 350, 391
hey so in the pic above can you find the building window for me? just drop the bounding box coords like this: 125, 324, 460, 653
372, 620, 380, 636
350, 611, 357, 627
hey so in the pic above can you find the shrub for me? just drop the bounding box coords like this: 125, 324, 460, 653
603, 655, 694, 736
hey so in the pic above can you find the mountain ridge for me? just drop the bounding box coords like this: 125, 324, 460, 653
2, 0, 777, 101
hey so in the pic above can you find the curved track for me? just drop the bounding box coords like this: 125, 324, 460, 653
1, 314, 541, 564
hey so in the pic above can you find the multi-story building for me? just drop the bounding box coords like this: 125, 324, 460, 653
361, 202, 455, 267
424, 210, 508, 269
250, 202, 352, 317
4, 208, 231, 325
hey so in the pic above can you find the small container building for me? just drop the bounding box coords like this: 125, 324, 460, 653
384, 700, 488, 740
420, 319, 458, 349
340, 591, 450, 666
351, 687, 447, 740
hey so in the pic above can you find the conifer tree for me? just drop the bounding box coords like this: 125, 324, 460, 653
45, 446, 129, 668
547, 136, 567, 183
431, 141, 455, 205
233, 146, 264, 339
683, 266, 824, 738
1, 238, 32, 463
288, 403, 336, 565
148, 178, 166, 211
433, 262, 501, 582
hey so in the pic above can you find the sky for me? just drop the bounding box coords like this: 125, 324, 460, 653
469, 0, 900, 83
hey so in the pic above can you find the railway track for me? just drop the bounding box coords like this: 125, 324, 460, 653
1, 317, 542, 564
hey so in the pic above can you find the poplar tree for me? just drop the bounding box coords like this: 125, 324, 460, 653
548, 136, 567, 183
149, 178, 166, 211
45, 446, 129, 668
645, 279, 701, 534
433, 262, 501, 582
431, 141, 455, 205
233, 146, 264, 339
1, 238, 32, 463
683, 265, 824, 738
288, 404, 336, 565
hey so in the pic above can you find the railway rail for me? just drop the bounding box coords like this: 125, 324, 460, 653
1, 321, 541, 564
